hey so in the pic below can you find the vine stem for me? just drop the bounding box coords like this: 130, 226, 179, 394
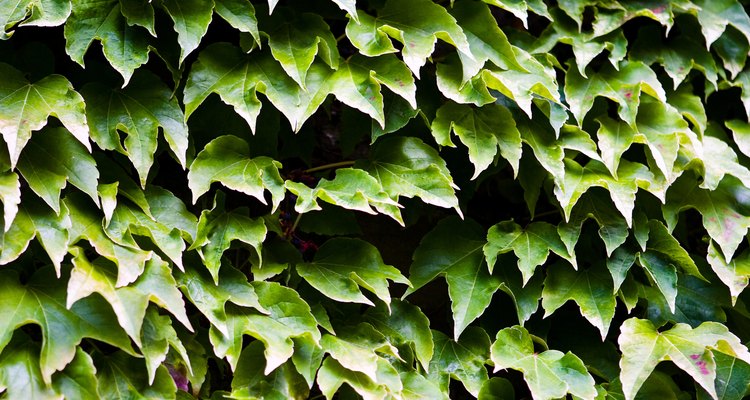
304, 160, 355, 174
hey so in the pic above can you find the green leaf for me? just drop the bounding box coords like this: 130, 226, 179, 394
478, 377, 515, 400
52, 346, 99, 400
191, 194, 266, 283
595, 116, 636, 177
431, 102, 522, 179
0, 335, 61, 400
358, 137, 461, 216
364, 299, 434, 372
663, 177, 750, 263
1, 0, 71, 39
231, 341, 310, 400
141, 307, 191, 385
491, 325, 597, 400
428, 327, 490, 397
485, 220, 574, 285
94, 350, 177, 399
65, 193, 151, 287
0, 170, 21, 232
448, 0, 524, 81
345, 0, 472, 77
618, 318, 750, 400
542, 261, 616, 339
67, 250, 192, 346
188, 135, 284, 211
64, 0, 151, 84
634, 96, 693, 181
160, 0, 213, 64
725, 119, 750, 159
119, 0, 155, 35
0, 267, 134, 383
558, 191, 629, 257
184, 43, 331, 132
0, 63, 89, 167
17, 127, 99, 213
285, 168, 403, 224
214, 0, 260, 44
692, 0, 750, 48
260, 9, 339, 88
297, 237, 409, 309
209, 281, 319, 373
82, 71, 189, 187
316, 357, 391, 400
482, 0, 550, 28
177, 261, 268, 338
406, 217, 500, 339
702, 351, 750, 400
0, 197, 69, 272
564, 60, 665, 128
707, 241, 750, 304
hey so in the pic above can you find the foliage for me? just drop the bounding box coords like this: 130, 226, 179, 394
2, 0, 750, 399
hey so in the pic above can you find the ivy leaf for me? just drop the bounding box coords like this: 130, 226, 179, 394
209, 281, 320, 373
17, 127, 99, 214
119, 0, 156, 35
191, 193, 266, 283
358, 137, 461, 216
0, 171, 21, 232
485, 220, 575, 286
448, 0, 524, 81
82, 71, 189, 187
564, 60, 665, 128
329, 54, 416, 128
482, 0, 550, 28
0, 197, 70, 273
542, 261, 616, 339
618, 318, 750, 400
428, 328, 490, 397
188, 135, 284, 211
405, 217, 500, 339
701, 351, 750, 400
231, 341, 310, 400
214, 0, 260, 44
141, 307, 191, 385
260, 9, 339, 88
64, 0, 151, 85
321, 323, 403, 388
345, 0, 472, 77
491, 325, 597, 400
184, 43, 331, 132
558, 191, 629, 257
706, 241, 750, 304
286, 168, 404, 225
364, 299, 434, 372
663, 177, 750, 263
431, 102, 522, 179
52, 346, 99, 400
697, 135, 750, 191
595, 116, 636, 177
0, 63, 89, 167
727, 119, 750, 159
634, 96, 692, 181
159, 0, 213, 64
692, 0, 750, 48
176, 261, 268, 338
66, 250, 192, 347
297, 238, 410, 309
94, 351, 177, 399
1, 0, 71, 39
0, 267, 134, 383
0, 335, 62, 400
316, 357, 392, 400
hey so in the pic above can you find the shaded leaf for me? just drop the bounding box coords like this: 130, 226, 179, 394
428, 328, 490, 398
160, 0, 213, 64
231, 341, 310, 400
364, 299, 434, 372
94, 350, 177, 399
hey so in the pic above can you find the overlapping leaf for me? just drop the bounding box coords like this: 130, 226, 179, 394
428, 328, 490, 397
0, 0, 71, 39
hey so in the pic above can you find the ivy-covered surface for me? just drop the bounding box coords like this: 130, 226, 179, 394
2, 0, 750, 399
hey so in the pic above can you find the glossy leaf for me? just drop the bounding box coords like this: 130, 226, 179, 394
160, 0, 213, 64
1, 0, 71, 39
429, 328, 490, 397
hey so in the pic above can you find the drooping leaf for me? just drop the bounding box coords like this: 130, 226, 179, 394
0, 334, 62, 400
297, 237, 409, 309
484, 220, 574, 285
1, 0, 71, 39
94, 350, 177, 399
428, 327, 490, 397
542, 261, 616, 339
17, 127, 98, 214
358, 137, 461, 216
52, 346, 99, 400
406, 217, 500, 339
345, 0, 472, 77
188, 135, 284, 211
364, 299, 434, 372
184, 43, 332, 132
618, 318, 750, 400
82, 71, 189, 187
595, 116, 636, 177
119, 0, 155, 35
285, 168, 403, 224
260, 8, 338, 88
140, 307, 192, 385
707, 241, 750, 304
490, 325, 597, 400
64, 0, 151, 84
159, 0, 213, 64
431, 102, 522, 179
0, 170, 20, 232
0, 267, 134, 383
209, 281, 320, 373
691, 0, 750, 48
558, 191, 629, 257
214, 0, 260, 44
564, 60, 665, 128
316, 357, 391, 400
231, 341, 310, 400
190, 193, 266, 283
0, 63, 89, 167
